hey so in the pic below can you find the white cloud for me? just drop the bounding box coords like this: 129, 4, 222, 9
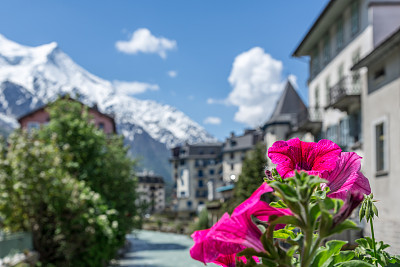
113, 80, 159, 95
167, 70, 178, 78
204, 116, 222, 125
226, 47, 295, 127
115, 28, 177, 59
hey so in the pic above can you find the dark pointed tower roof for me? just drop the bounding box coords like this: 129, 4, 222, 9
264, 81, 307, 127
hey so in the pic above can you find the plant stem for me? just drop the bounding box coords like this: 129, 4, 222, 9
369, 219, 378, 267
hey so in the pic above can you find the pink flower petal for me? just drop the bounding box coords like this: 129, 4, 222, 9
268, 138, 341, 178
190, 183, 291, 265
326, 152, 371, 200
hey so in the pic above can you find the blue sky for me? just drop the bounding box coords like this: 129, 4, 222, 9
0, 1, 329, 140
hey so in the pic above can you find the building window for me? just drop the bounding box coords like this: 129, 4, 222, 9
339, 117, 350, 148
375, 120, 388, 173
230, 152, 234, 160
230, 163, 234, 171
311, 47, 320, 77
198, 180, 204, 187
187, 201, 192, 207
336, 18, 344, 51
351, 1, 360, 36
323, 34, 331, 64
315, 86, 320, 109
373, 68, 385, 81
325, 76, 331, 106
209, 169, 214, 175
198, 170, 203, 177
338, 63, 344, 81
98, 122, 105, 130
352, 49, 361, 92
326, 125, 338, 144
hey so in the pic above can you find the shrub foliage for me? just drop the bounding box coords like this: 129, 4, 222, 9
0, 98, 138, 266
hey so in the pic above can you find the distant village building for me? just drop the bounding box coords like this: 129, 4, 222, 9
137, 173, 165, 213
170, 130, 265, 215
352, 27, 400, 253
18, 98, 116, 134
170, 143, 222, 217
222, 129, 263, 183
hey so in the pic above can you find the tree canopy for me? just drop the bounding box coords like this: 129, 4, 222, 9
0, 98, 138, 266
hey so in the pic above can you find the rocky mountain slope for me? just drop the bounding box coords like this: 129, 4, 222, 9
0, 34, 216, 181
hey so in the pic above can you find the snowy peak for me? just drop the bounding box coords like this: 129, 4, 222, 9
0, 34, 58, 67
0, 34, 215, 148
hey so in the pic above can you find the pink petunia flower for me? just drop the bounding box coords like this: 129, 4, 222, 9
267, 138, 341, 179
190, 183, 291, 266
324, 152, 371, 200
332, 190, 365, 228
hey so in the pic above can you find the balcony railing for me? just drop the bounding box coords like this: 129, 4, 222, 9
328, 75, 361, 112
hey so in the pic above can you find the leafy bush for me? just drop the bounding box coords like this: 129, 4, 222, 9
0, 97, 139, 266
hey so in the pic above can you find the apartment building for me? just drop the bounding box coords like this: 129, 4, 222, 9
137, 173, 166, 213
221, 129, 263, 183
170, 143, 223, 217
352, 27, 400, 253
293, 0, 400, 249
293, 0, 400, 153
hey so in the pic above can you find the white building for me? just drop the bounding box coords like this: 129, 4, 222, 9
293, 0, 400, 154
137, 173, 165, 213
292, 0, 400, 249
352, 27, 400, 253
221, 129, 263, 184
170, 143, 223, 217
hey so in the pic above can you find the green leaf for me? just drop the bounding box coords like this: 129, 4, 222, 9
359, 202, 366, 222
269, 200, 288, 208
330, 219, 359, 236
273, 229, 296, 239
372, 203, 379, 217
334, 260, 375, 267
310, 240, 347, 267
324, 251, 355, 267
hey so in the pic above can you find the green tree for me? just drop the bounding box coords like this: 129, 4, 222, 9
0, 132, 119, 266
0, 97, 139, 266
39, 98, 138, 243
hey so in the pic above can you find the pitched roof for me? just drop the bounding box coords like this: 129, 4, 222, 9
264, 81, 307, 127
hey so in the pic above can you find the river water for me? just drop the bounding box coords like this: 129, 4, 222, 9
114, 230, 218, 267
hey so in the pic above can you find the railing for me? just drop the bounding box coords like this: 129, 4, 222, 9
0, 232, 32, 258
329, 75, 361, 106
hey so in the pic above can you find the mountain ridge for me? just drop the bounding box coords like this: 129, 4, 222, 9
0, 34, 217, 181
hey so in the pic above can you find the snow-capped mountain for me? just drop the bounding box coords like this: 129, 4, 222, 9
0, 34, 216, 180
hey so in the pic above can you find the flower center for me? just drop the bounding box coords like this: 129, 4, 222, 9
295, 161, 312, 171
